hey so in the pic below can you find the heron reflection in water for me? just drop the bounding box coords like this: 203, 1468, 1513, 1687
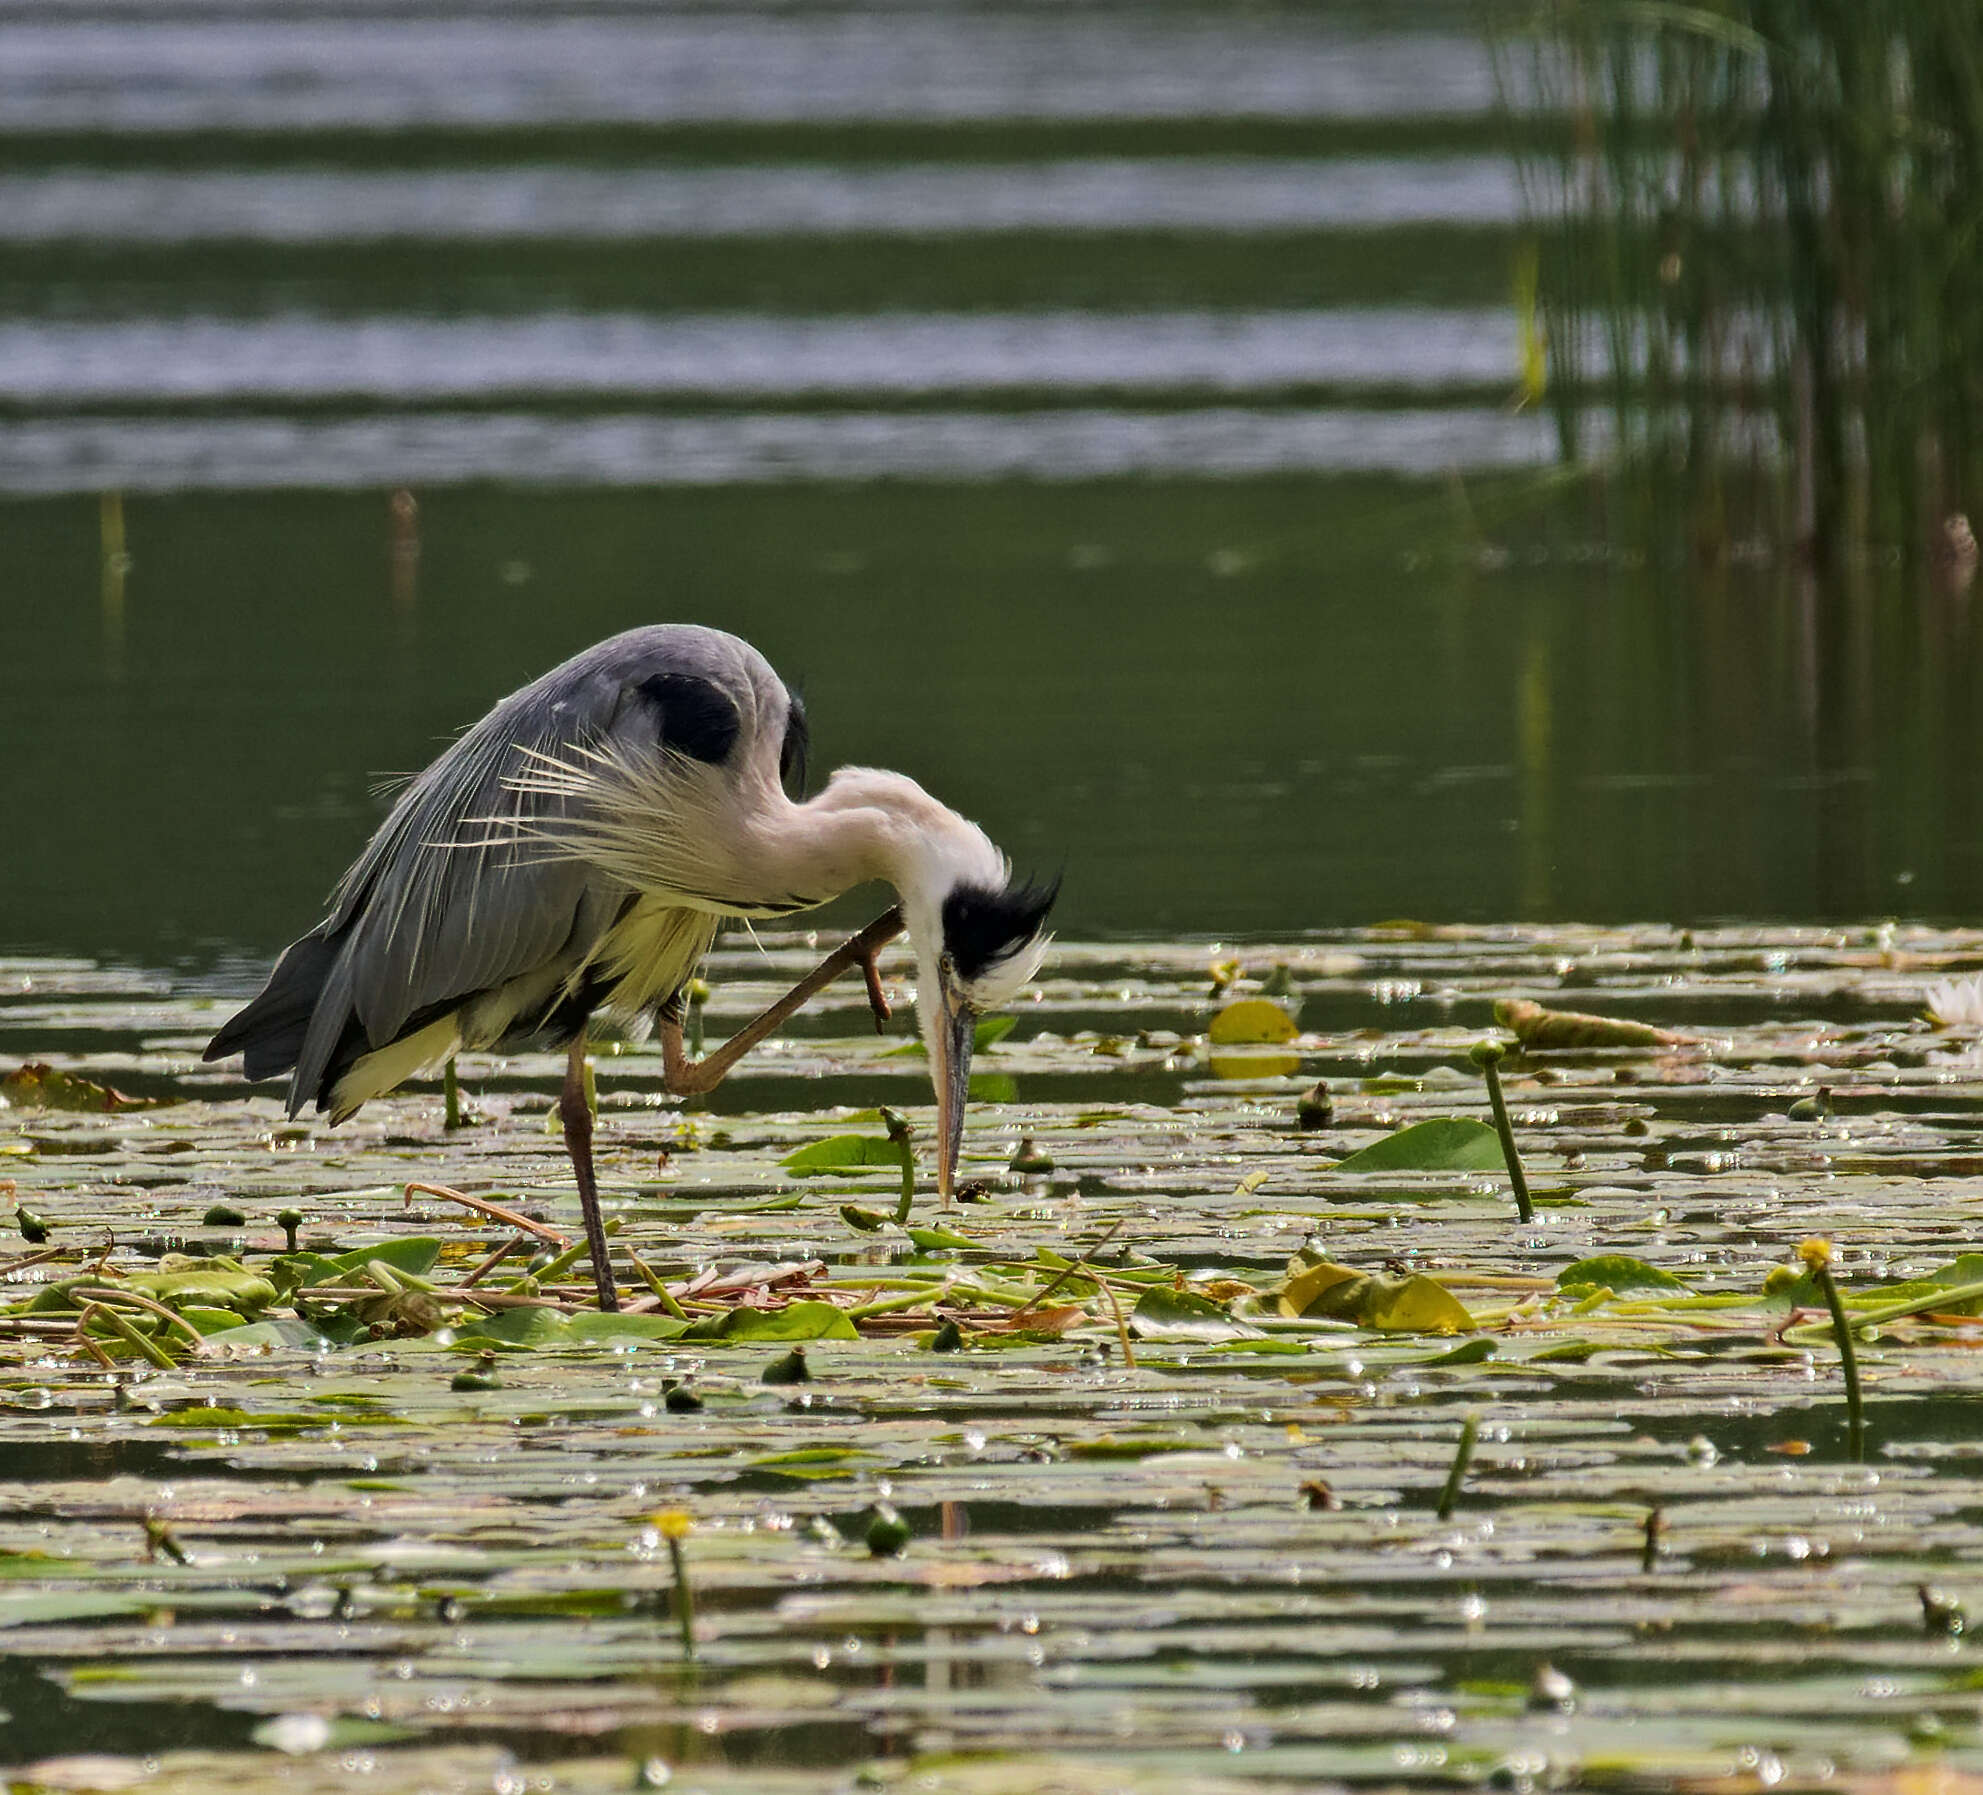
206, 625, 1058, 1310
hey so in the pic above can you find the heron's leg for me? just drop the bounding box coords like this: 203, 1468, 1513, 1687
559, 1029, 619, 1313
661, 906, 905, 1098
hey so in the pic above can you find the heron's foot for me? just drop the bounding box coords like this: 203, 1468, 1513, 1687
860, 945, 892, 1033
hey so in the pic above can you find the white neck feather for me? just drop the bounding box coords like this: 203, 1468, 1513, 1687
507, 753, 1023, 1007
750, 767, 1008, 944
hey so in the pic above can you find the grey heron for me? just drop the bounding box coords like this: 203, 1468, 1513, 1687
205, 624, 1057, 1312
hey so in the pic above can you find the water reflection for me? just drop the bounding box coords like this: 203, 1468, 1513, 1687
1503, 2, 1983, 578
9, 480, 1983, 963
0, 1, 1979, 963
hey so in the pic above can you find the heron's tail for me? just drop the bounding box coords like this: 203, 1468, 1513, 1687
203, 929, 341, 1086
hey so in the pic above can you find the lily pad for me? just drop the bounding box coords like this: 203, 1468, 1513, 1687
1130, 1286, 1262, 1342
780, 1134, 909, 1175
1332, 1117, 1505, 1172
682, 1301, 858, 1342
1207, 999, 1298, 1045
1558, 1255, 1693, 1294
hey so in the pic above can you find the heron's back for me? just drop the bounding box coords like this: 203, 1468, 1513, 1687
205, 623, 798, 1119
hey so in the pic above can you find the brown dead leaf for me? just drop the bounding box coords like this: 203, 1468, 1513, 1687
1003, 1304, 1086, 1335
2, 1061, 165, 1113
1495, 998, 1691, 1050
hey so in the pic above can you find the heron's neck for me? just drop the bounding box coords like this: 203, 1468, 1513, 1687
759, 768, 1005, 932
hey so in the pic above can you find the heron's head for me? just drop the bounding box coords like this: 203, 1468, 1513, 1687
908, 868, 1057, 1200
800, 766, 1057, 1196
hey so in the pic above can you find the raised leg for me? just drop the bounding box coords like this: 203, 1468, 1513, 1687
661, 907, 904, 1098
559, 1029, 619, 1312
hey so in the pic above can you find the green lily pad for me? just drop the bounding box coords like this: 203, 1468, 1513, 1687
451, 1306, 572, 1348
883, 1014, 1019, 1056
781, 1134, 909, 1175
1130, 1285, 1262, 1342
1332, 1117, 1505, 1173
1558, 1255, 1693, 1294
565, 1311, 689, 1343
681, 1301, 858, 1342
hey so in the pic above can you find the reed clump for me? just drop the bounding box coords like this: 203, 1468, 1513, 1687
1500, 2, 1983, 574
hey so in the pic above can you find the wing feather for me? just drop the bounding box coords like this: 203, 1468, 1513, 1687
213, 624, 790, 1119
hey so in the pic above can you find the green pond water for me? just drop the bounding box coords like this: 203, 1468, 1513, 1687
5, 1, 1983, 963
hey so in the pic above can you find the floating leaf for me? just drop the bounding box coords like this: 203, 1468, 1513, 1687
751, 1446, 874, 1473
1558, 1255, 1693, 1294
906, 1225, 975, 1252
217, 1317, 336, 1351
781, 1134, 909, 1176
1277, 1261, 1359, 1317
1208, 999, 1298, 1045
884, 1015, 1020, 1057
1494, 998, 1687, 1049
566, 1312, 689, 1343
133, 1269, 279, 1313
1130, 1286, 1261, 1342
176, 1306, 248, 1334
1275, 1262, 1473, 1331
0, 1591, 156, 1628
683, 1301, 858, 1342
973, 1015, 1019, 1050
331, 1236, 442, 1278
451, 1306, 572, 1348
1209, 1050, 1302, 1080
1332, 1117, 1505, 1173
278, 1236, 444, 1292
1065, 1437, 1208, 1460
0, 1062, 165, 1112
1364, 1275, 1474, 1333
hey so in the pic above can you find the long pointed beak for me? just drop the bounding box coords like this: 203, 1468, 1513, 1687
931, 973, 976, 1203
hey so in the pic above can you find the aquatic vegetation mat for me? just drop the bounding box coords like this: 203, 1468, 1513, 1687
5, 924, 1983, 1793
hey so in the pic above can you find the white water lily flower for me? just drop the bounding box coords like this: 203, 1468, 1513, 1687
1925, 974, 1983, 1028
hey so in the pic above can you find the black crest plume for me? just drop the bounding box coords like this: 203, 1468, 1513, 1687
941, 875, 1060, 982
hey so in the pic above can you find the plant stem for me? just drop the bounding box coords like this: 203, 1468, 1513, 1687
443, 1058, 463, 1130
1781, 1276, 1983, 1344
667, 1535, 695, 1658
1814, 1261, 1865, 1464
845, 1288, 944, 1322
1471, 1042, 1533, 1222
516, 1219, 621, 1289
75, 1301, 175, 1370
883, 1108, 916, 1222
1437, 1413, 1479, 1520
629, 1252, 689, 1320
1101, 1276, 1136, 1370
1009, 1219, 1125, 1321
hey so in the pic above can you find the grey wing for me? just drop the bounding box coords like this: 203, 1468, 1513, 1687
209, 623, 785, 1117
289, 681, 620, 1106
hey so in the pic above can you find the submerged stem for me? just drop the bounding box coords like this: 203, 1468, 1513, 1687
1437, 1413, 1479, 1520
665, 1532, 695, 1659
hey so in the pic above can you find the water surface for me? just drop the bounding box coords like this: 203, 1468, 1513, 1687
2, 0, 1979, 969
